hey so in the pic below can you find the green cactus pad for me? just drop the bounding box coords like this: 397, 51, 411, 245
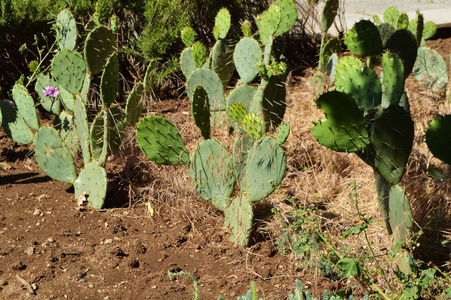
232, 128, 254, 187
426, 115, 451, 165
344, 20, 383, 57
180, 48, 197, 79
210, 39, 235, 88
186, 68, 225, 111
0, 100, 33, 144
214, 8, 231, 40
382, 51, 405, 106
33, 126, 77, 184
321, 0, 339, 33
80, 73, 91, 103
312, 91, 369, 152
189, 139, 235, 211
375, 172, 413, 274
408, 14, 424, 46
383, 7, 399, 26
241, 20, 252, 37
244, 136, 287, 202
326, 53, 338, 84
373, 15, 381, 25
422, 21, 436, 40
100, 53, 119, 108
273, 0, 297, 37
229, 103, 247, 123
53, 111, 79, 154
84, 26, 116, 75
242, 113, 263, 140
385, 29, 418, 77
58, 85, 75, 112
74, 162, 108, 209
181, 27, 195, 47
396, 13, 409, 30
377, 23, 396, 46
136, 116, 189, 165
319, 37, 341, 72
90, 106, 125, 161
51, 49, 87, 95
226, 84, 257, 126
369, 106, 414, 185
262, 74, 287, 130
256, 2, 282, 41
125, 82, 144, 126
276, 122, 290, 145
192, 85, 210, 139
224, 195, 253, 246
234, 37, 262, 84
56, 9, 77, 50
191, 42, 208, 68
35, 73, 62, 115
12, 83, 39, 130
413, 47, 448, 93
74, 95, 91, 164
336, 60, 381, 111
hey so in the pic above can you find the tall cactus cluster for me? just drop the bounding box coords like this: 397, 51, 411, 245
312, 17, 419, 273
0, 10, 144, 209
136, 0, 297, 246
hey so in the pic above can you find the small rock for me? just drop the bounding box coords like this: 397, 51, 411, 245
31, 283, 38, 290
24, 247, 34, 256
33, 209, 41, 216
46, 237, 55, 243
0, 279, 8, 286
104, 239, 113, 244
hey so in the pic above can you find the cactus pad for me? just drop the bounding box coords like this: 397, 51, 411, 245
413, 47, 448, 93
385, 29, 418, 77
58, 85, 75, 112
181, 27, 195, 47
125, 82, 144, 126
84, 26, 116, 75
187, 68, 225, 111
369, 106, 414, 185
90, 106, 125, 161
136, 116, 189, 165
344, 20, 383, 57
312, 91, 369, 152
383, 7, 399, 26
224, 195, 253, 246
33, 126, 77, 184
226, 84, 257, 126
73, 95, 91, 165
276, 122, 290, 145
53, 111, 79, 154
382, 51, 405, 106
180, 48, 197, 79
214, 8, 231, 40
242, 113, 263, 140
234, 37, 262, 84
229, 103, 247, 123
35, 73, 62, 115
100, 53, 119, 108
192, 85, 210, 139
189, 139, 235, 211
210, 39, 235, 88
426, 115, 451, 165
56, 9, 77, 50
51, 49, 87, 95
243, 136, 287, 202
321, 0, 339, 33
0, 100, 34, 144
191, 42, 208, 68
74, 162, 108, 209
12, 83, 39, 130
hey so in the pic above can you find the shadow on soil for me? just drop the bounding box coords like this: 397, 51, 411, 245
0, 172, 52, 185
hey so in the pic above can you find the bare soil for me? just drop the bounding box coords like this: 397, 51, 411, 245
0, 33, 450, 300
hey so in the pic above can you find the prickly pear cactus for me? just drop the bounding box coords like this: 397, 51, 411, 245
426, 115, 451, 165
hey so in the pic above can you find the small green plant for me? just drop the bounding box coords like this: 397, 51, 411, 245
136, 0, 296, 247
168, 270, 200, 300
0, 9, 145, 209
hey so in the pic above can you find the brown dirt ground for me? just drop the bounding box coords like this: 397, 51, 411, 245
0, 31, 451, 300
